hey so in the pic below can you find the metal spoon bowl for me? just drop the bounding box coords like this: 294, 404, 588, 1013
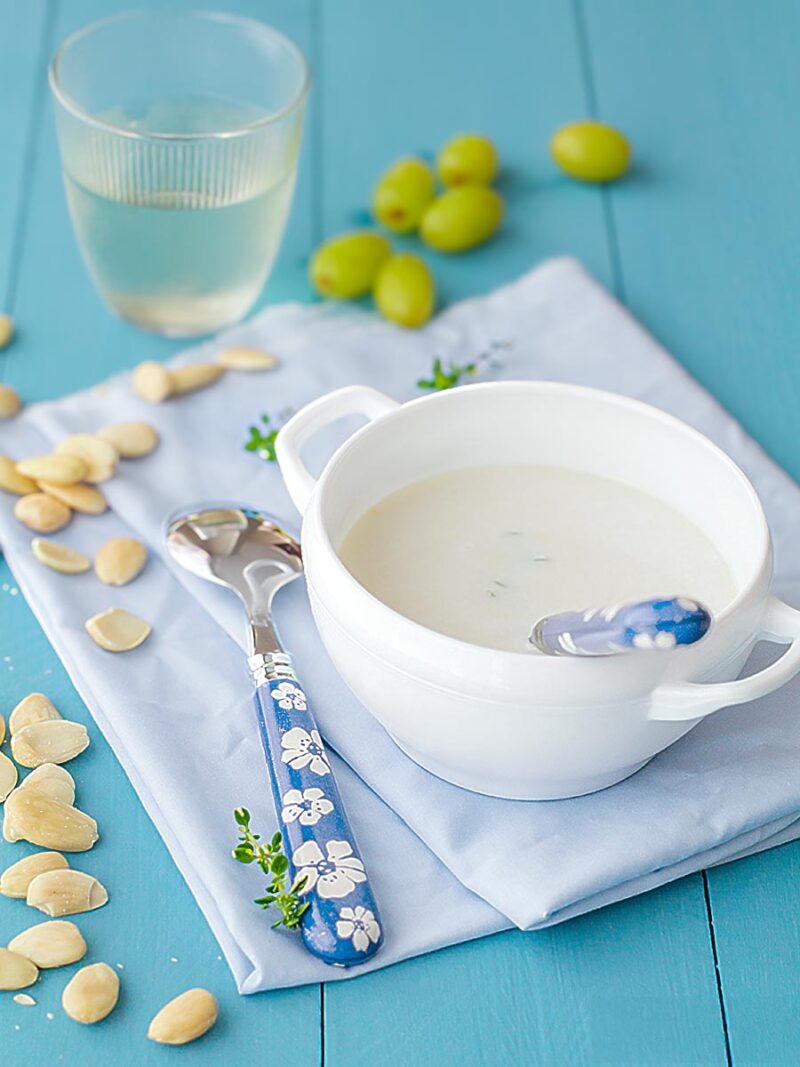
167, 506, 303, 658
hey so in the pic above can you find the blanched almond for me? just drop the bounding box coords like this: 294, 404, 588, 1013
0, 313, 14, 350
9, 693, 61, 735
133, 361, 172, 403
0, 455, 37, 495
171, 363, 223, 394
0, 752, 18, 802
98, 421, 158, 458
3, 788, 98, 851
31, 538, 91, 575
56, 434, 118, 484
38, 481, 107, 515
0, 947, 38, 990
13, 993, 36, 1006
14, 493, 72, 533
85, 607, 151, 652
11, 720, 89, 768
8, 920, 86, 968
0, 713, 4, 745
148, 988, 219, 1045
0, 383, 21, 418
217, 346, 278, 371
62, 963, 118, 1024
16, 454, 87, 486
27, 869, 107, 917
0, 852, 68, 898
94, 537, 147, 586
20, 764, 75, 806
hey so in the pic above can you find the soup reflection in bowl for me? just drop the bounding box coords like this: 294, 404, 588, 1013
276, 382, 800, 800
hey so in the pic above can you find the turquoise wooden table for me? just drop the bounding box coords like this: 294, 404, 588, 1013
2, 1, 800, 1063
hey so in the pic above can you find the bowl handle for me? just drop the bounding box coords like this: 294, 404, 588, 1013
649, 595, 800, 721
276, 386, 400, 515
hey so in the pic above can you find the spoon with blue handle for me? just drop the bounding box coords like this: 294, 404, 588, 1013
167, 505, 383, 966
529, 596, 711, 656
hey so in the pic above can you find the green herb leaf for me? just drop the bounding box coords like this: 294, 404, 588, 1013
417, 340, 510, 393
244, 414, 279, 462
271, 854, 289, 876
232, 809, 308, 934
243, 408, 295, 463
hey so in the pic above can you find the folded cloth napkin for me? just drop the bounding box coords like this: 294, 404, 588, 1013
2, 257, 800, 994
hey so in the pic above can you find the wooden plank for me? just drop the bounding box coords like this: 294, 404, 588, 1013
702, 845, 800, 1066
581, 1, 800, 1062
318, 2, 728, 1062
0, 0, 49, 308
0, 0, 321, 1061
326, 883, 727, 1066
315, 0, 616, 303
580, 0, 800, 480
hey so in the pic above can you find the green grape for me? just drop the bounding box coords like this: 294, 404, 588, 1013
420, 186, 503, 253
373, 254, 436, 329
550, 121, 631, 183
310, 231, 392, 299
436, 133, 498, 186
372, 158, 436, 234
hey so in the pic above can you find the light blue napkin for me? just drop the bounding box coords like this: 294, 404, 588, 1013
2, 258, 800, 992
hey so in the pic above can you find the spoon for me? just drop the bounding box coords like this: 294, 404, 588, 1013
529, 595, 711, 656
166, 504, 383, 966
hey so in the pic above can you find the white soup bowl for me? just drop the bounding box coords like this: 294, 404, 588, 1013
276, 382, 800, 800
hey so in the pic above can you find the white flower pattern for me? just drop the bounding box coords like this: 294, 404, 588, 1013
336, 905, 381, 952
291, 840, 367, 899
280, 727, 330, 776
632, 631, 676, 650
272, 681, 308, 712
281, 787, 334, 826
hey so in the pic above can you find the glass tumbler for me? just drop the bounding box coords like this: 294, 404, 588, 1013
49, 11, 309, 337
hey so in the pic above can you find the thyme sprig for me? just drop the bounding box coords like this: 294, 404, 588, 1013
244, 415, 279, 461
417, 340, 510, 392
243, 407, 294, 463
232, 808, 309, 930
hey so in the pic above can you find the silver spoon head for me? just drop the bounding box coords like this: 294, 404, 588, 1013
166, 504, 302, 624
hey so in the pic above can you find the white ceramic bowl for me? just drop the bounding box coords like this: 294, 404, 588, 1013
277, 382, 800, 800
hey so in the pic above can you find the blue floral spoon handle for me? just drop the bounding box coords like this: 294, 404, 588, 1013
250, 655, 383, 966
529, 596, 711, 657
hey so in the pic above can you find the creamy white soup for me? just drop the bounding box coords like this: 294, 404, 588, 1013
337, 465, 736, 652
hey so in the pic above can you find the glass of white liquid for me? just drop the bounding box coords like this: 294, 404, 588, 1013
49, 11, 309, 337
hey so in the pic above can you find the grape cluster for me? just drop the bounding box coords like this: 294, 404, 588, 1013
310, 133, 502, 329
309, 121, 632, 329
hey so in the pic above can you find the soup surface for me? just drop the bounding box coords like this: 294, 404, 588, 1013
337, 465, 737, 652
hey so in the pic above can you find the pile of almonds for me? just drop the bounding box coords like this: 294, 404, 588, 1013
0, 693, 109, 1012
1, 346, 278, 655
0, 342, 281, 1044
8, 428, 152, 532
0, 424, 156, 652
0, 696, 219, 1042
